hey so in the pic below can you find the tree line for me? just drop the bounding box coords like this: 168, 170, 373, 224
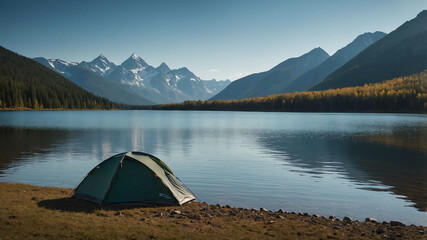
154, 70, 427, 113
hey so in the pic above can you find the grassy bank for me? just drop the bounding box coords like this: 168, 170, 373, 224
0, 183, 425, 239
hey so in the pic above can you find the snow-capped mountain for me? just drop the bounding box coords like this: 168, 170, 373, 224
33, 57, 78, 77
79, 54, 117, 76
34, 54, 230, 104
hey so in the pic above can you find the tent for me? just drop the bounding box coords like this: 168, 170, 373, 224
73, 151, 195, 206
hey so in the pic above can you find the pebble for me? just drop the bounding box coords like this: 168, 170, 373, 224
260, 208, 268, 212
365, 217, 379, 223
267, 220, 275, 224
278, 209, 285, 213
390, 221, 404, 226
114, 211, 123, 216
154, 212, 163, 217
171, 210, 181, 215
343, 216, 352, 223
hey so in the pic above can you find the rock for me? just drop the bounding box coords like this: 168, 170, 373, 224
278, 209, 285, 213
140, 218, 146, 221
154, 212, 163, 217
229, 211, 237, 216
188, 214, 202, 220
260, 208, 268, 212
277, 215, 284, 219
225, 205, 231, 208
254, 216, 263, 221
303, 213, 309, 216
313, 215, 320, 218
365, 217, 379, 223
267, 220, 275, 224
171, 210, 181, 215
343, 216, 352, 223
251, 208, 258, 211
114, 211, 123, 216
376, 227, 385, 234
204, 213, 212, 218
201, 208, 208, 211
329, 215, 335, 219
390, 221, 404, 226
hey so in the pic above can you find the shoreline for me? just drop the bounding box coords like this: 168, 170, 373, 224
0, 108, 426, 114
0, 183, 425, 239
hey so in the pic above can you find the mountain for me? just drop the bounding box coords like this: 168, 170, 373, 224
79, 54, 117, 76
0, 46, 118, 110
205, 79, 231, 95
35, 53, 230, 104
286, 31, 386, 92
156, 62, 171, 73
311, 10, 427, 91
106, 54, 230, 103
210, 47, 329, 100
34, 57, 154, 105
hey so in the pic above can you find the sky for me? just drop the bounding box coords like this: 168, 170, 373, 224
0, 0, 426, 81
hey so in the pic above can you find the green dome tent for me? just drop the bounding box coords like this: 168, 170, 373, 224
73, 152, 195, 206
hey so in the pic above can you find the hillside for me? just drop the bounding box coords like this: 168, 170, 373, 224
156, 70, 427, 113
312, 10, 427, 91
286, 32, 386, 92
0, 46, 119, 110
210, 48, 329, 100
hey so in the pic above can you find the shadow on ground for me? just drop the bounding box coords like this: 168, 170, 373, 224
38, 198, 161, 213
38, 198, 102, 213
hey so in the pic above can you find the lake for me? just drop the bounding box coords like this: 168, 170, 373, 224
0, 110, 426, 225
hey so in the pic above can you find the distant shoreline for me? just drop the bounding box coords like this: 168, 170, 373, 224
1, 108, 425, 114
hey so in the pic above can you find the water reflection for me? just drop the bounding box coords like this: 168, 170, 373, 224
257, 132, 427, 212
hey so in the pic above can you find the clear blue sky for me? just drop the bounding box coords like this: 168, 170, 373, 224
0, 0, 426, 80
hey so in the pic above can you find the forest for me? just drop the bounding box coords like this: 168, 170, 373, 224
0, 46, 121, 110
154, 70, 427, 113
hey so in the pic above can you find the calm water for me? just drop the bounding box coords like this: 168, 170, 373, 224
0, 111, 426, 225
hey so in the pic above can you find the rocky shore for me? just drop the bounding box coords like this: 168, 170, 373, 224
0, 183, 425, 239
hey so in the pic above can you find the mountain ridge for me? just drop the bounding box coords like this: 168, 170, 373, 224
210, 47, 329, 100
311, 10, 427, 90
35, 54, 231, 104
285, 31, 386, 92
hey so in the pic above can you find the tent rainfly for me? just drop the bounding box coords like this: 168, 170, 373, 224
73, 152, 195, 206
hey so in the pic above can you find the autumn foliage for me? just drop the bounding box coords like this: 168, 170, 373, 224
156, 70, 427, 113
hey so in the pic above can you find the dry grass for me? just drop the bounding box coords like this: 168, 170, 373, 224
0, 183, 425, 239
